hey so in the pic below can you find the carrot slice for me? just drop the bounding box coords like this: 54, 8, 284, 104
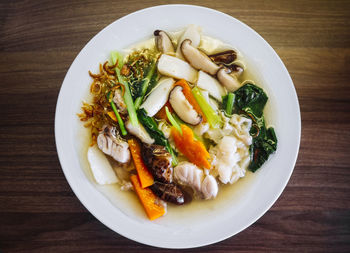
155, 101, 173, 121
174, 79, 207, 122
171, 124, 211, 169
130, 174, 166, 220
128, 139, 154, 188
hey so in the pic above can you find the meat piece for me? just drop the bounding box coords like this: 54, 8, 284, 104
141, 144, 173, 183
150, 181, 186, 205
113, 89, 127, 115
97, 125, 130, 163
174, 162, 218, 199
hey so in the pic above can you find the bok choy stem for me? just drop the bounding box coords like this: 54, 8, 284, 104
165, 106, 182, 134
111, 51, 139, 127
225, 93, 235, 116
108, 92, 127, 136
192, 87, 222, 128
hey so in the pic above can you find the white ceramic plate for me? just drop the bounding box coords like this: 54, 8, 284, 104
55, 4, 300, 249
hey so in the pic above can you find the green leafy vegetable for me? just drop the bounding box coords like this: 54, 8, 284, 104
192, 86, 222, 128
134, 60, 157, 109
232, 83, 277, 172
111, 51, 139, 127
108, 92, 127, 136
138, 108, 178, 166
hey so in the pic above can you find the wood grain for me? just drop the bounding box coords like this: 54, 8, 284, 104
0, 0, 349, 252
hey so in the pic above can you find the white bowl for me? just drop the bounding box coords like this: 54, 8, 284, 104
55, 4, 300, 249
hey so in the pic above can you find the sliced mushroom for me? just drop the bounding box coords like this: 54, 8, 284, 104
181, 39, 220, 75
141, 144, 173, 183
217, 67, 241, 92
125, 120, 154, 144
209, 50, 237, 65
97, 125, 130, 163
150, 182, 186, 205
154, 30, 175, 54
169, 86, 202, 125
157, 54, 198, 83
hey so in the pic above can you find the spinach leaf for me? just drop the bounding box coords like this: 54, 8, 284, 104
232, 83, 277, 172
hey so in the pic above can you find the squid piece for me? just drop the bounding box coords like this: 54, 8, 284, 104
154, 30, 175, 54
181, 39, 220, 75
140, 78, 175, 117
169, 86, 202, 125
197, 71, 226, 102
157, 54, 198, 83
176, 24, 202, 59
97, 125, 130, 163
87, 145, 118, 185
174, 162, 218, 199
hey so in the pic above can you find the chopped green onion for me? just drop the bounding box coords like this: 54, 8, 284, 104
192, 87, 222, 128
225, 93, 235, 116
108, 92, 127, 136
165, 106, 182, 134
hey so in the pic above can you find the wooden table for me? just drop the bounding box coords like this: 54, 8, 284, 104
1, 1, 349, 252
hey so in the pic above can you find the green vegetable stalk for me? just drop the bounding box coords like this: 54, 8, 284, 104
108, 92, 127, 136
165, 106, 182, 134
134, 60, 157, 109
138, 108, 178, 166
111, 51, 139, 127
223, 93, 235, 116
192, 86, 222, 128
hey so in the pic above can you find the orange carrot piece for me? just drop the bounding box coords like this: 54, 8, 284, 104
155, 101, 173, 121
174, 79, 207, 122
130, 174, 166, 220
107, 111, 118, 122
171, 124, 211, 169
128, 139, 154, 188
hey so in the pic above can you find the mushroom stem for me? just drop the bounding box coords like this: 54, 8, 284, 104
217, 67, 241, 92
154, 30, 175, 54
181, 39, 220, 75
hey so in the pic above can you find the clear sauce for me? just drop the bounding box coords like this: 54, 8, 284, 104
77, 27, 275, 223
